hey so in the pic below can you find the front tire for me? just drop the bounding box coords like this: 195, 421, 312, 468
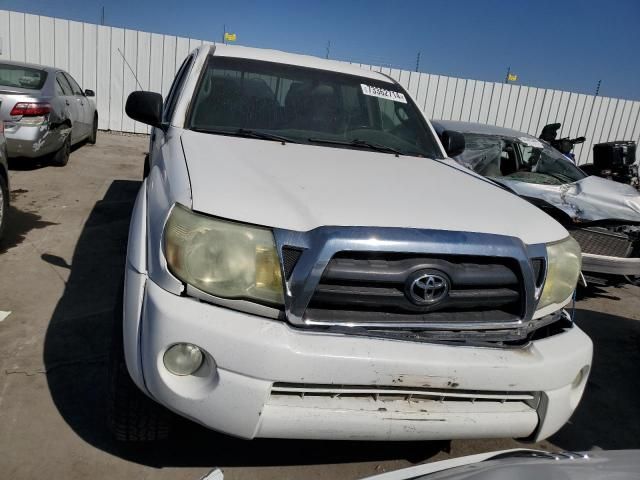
0, 174, 8, 241
624, 275, 640, 286
107, 284, 172, 442
88, 115, 98, 145
52, 134, 71, 167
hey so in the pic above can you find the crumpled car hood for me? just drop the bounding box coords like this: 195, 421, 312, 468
495, 175, 640, 224
180, 130, 568, 244
361, 448, 640, 480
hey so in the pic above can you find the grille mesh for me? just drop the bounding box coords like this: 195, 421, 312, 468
271, 382, 537, 404
306, 252, 524, 324
531, 258, 545, 287
571, 228, 632, 257
282, 246, 304, 279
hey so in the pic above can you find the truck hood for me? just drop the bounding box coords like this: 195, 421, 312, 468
495, 175, 640, 224
181, 130, 567, 245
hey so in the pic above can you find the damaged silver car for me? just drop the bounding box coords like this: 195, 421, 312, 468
432, 120, 640, 284
0, 61, 98, 166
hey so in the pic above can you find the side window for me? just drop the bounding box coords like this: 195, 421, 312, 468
55, 78, 66, 96
517, 144, 536, 170
63, 72, 83, 95
499, 141, 519, 176
56, 73, 73, 96
163, 55, 194, 123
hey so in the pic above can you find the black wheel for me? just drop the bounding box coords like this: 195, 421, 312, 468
107, 283, 172, 442
143, 153, 150, 179
52, 134, 71, 167
0, 173, 8, 241
88, 115, 98, 145
624, 275, 640, 286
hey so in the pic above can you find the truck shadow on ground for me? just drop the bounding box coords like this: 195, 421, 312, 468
42, 179, 640, 469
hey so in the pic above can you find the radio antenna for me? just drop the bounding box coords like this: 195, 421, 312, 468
117, 48, 143, 91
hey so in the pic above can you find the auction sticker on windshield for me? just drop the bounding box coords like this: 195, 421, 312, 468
361, 84, 407, 103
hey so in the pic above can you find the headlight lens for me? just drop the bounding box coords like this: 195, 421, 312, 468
538, 236, 581, 310
163, 204, 284, 306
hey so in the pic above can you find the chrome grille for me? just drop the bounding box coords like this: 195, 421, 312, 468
305, 252, 524, 326
275, 226, 546, 338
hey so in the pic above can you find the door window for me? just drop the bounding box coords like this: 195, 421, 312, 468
55, 78, 66, 96
56, 73, 74, 96
63, 72, 84, 95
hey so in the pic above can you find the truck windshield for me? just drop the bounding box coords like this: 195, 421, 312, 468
0, 64, 48, 90
188, 56, 442, 158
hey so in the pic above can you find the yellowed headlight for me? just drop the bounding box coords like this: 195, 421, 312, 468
163, 204, 284, 306
538, 236, 581, 310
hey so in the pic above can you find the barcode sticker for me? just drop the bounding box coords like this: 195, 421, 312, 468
361, 84, 407, 103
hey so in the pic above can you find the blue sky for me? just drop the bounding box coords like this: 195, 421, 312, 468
3, 0, 639, 100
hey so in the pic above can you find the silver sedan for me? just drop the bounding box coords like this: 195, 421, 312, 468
0, 61, 98, 166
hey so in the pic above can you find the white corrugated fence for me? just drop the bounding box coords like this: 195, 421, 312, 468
1, 8, 639, 165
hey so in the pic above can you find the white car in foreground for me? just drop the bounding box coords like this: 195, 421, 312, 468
109, 44, 592, 442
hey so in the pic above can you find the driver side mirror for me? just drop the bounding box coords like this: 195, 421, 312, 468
440, 130, 465, 158
125, 91, 164, 128
84, 89, 95, 97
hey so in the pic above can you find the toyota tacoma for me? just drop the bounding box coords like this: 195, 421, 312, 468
109, 44, 592, 442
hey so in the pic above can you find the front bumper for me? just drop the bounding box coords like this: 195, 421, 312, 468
4, 122, 61, 158
126, 268, 593, 441
581, 252, 640, 276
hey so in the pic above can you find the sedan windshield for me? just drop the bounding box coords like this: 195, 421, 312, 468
0, 63, 47, 90
188, 56, 442, 158
456, 133, 586, 185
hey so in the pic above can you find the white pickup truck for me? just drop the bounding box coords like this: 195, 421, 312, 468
109, 44, 592, 443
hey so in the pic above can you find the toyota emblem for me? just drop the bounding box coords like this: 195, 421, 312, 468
406, 272, 450, 305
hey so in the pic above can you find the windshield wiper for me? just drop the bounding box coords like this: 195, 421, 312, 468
308, 137, 401, 156
191, 127, 297, 144
236, 128, 297, 143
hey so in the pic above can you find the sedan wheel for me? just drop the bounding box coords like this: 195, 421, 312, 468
88, 115, 98, 145
52, 134, 71, 167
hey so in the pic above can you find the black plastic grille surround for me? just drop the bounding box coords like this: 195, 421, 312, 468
571, 227, 633, 258
531, 258, 545, 288
282, 246, 304, 279
305, 252, 524, 325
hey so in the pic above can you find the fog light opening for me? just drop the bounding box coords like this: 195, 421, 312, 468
572, 365, 590, 389
163, 343, 204, 376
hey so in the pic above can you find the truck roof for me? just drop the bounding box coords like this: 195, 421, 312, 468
208, 44, 395, 84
